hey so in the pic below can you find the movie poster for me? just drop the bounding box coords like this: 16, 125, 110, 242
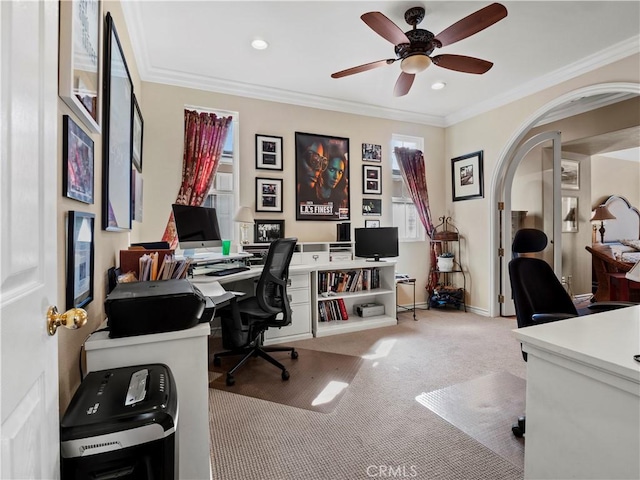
295, 132, 350, 221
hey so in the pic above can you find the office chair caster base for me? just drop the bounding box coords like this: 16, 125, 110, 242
512, 416, 526, 438
291, 350, 298, 360
281, 370, 290, 381
226, 374, 235, 386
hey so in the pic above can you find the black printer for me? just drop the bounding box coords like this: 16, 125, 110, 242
105, 279, 212, 338
60, 364, 178, 480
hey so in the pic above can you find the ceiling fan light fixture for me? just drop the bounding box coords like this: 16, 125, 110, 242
400, 54, 431, 74
251, 39, 269, 50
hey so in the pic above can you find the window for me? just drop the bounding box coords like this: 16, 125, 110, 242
391, 134, 426, 242
201, 109, 239, 241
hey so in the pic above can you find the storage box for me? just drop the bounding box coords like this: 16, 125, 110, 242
354, 303, 385, 317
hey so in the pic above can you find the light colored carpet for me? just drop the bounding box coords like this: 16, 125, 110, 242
208, 309, 527, 480
209, 347, 364, 413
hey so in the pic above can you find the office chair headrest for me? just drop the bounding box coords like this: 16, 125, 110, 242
512, 229, 548, 254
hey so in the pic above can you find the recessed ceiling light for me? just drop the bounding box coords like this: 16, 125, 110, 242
251, 39, 268, 50
431, 82, 446, 90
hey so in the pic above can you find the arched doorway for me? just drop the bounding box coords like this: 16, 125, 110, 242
489, 82, 640, 317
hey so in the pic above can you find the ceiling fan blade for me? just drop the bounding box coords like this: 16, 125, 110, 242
432, 54, 494, 74
434, 3, 507, 47
361, 12, 410, 46
331, 59, 394, 79
394, 72, 415, 97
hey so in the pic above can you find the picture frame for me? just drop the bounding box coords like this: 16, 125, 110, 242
62, 115, 94, 204
255, 177, 283, 212
363, 165, 382, 195
362, 143, 382, 162
562, 196, 578, 233
132, 94, 143, 173
365, 220, 380, 228
255, 134, 283, 170
132, 168, 143, 222
295, 131, 350, 221
451, 150, 484, 202
254, 219, 285, 243
66, 211, 95, 310
102, 13, 133, 231
362, 198, 382, 216
59, 0, 102, 133
561, 159, 580, 190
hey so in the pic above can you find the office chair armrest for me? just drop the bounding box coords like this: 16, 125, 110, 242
586, 301, 637, 312
531, 313, 577, 324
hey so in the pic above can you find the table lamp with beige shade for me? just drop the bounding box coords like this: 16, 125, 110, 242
591, 204, 616, 244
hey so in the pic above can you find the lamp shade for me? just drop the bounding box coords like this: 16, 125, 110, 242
234, 206, 254, 224
591, 205, 616, 221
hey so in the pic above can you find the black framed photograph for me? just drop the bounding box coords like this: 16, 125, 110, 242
362, 198, 382, 216
363, 165, 382, 195
255, 134, 283, 170
63, 115, 94, 204
132, 94, 143, 173
102, 13, 133, 231
362, 143, 382, 162
255, 177, 283, 212
254, 219, 285, 243
66, 211, 95, 310
132, 168, 143, 222
59, 0, 102, 133
562, 196, 578, 233
365, 219, 380, 228
295, 131, 350, 221
451, 150, 484, 202
561, 159, 580, 190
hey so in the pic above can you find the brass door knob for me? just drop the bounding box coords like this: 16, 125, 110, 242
46, 306, 88, 336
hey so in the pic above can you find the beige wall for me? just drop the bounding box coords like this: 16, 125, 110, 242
57, 1, 141, 411
592, 157, 640, 207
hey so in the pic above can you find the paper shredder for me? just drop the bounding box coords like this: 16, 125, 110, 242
60, 364, 178, 480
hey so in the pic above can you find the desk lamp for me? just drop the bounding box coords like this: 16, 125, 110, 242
234, 206, 254, 244
591, 205, 616, 243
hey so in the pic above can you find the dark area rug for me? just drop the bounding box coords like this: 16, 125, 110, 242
209, 341, 364, 414
416, 371, 525, 469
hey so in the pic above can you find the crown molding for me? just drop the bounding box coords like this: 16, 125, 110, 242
122, 2, 639, 128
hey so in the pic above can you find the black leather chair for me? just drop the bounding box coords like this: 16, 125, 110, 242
509, 228, 633, 437
213, 237, 299, 386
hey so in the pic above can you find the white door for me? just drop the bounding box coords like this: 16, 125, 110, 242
1, 1, 61, 478
500, 131, 562, 316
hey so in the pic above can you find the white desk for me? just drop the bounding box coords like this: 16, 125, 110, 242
84, 323, 211, 480
514, 305, 640, 480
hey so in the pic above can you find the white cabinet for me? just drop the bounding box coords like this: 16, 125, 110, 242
312, 261, 397, 337
263, 271, 313, 345
241, 241, 353, 266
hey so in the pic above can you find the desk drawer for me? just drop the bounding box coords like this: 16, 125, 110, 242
299, 252, 330, 265
288, 287, 309, 305
289, 273, 309, 289
265, 303, 311, 339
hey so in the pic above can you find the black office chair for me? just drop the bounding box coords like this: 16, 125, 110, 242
213, 237, 299, 386
509, 228, 633, 437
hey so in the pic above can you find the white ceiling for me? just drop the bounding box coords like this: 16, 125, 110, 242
121, 1, 640, 127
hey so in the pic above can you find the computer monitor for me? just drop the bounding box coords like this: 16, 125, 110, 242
172, 204, 222, 250
354, 227, 399, 261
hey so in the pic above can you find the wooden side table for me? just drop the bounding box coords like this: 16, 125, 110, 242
608, 272, 640, 301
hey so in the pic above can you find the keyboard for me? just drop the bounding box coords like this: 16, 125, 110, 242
205, 266, 251, 277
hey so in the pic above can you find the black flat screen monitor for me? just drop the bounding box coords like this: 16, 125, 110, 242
172, 204, 222, 250
354, 227, 399, 261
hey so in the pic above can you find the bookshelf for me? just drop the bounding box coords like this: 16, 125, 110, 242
312, 260, 396, 337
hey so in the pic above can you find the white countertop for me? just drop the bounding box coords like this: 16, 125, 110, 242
514, 305, 640, 382
85, 322, 211, 350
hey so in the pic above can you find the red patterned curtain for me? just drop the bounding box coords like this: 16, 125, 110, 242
393, 147, 438, 291
162, 110, 232, 249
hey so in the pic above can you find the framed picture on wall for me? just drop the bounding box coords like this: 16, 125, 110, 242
102, 13, 133, 231
59, 0, 102, 133
255, 134, 283, 170
451, 150, 484, 202
562, 196, 578, 233
66, 211, 95, 309
254, 219, 285, 243
561, 159, 580, 190
295, 131, 350, 221
362, 198, 382, 216
362, 143, 382, 162
365, 219, 380, 228
132, 94, 144, 173
363, 165, 382, 194
63, 115, 94, 204
255, 177, 283, 212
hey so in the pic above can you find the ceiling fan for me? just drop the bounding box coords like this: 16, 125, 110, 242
331, 3, 508, 97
